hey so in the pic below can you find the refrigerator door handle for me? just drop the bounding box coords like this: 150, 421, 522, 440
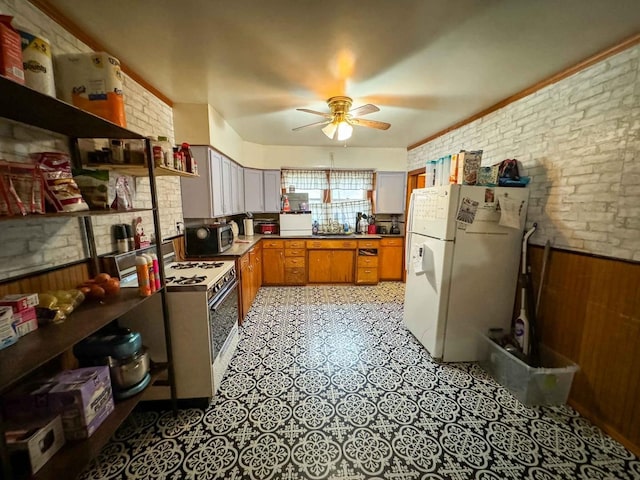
405, 233, 412, 271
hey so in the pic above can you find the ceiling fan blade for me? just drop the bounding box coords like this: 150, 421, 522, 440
350, 118, 391, 130
296, 108, 332, 118
348, 104, 379, 117
292, 119, 331, 131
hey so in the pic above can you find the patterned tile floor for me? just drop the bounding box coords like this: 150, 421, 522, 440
81, 283, 640, 480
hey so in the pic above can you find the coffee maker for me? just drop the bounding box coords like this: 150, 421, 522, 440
390, 215, 401, 234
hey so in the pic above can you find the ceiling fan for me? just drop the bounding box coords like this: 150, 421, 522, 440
293, 96, 391, 141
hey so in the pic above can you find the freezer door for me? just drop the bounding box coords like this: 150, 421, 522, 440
408, 186, 460, 240
403, 233, 454, 360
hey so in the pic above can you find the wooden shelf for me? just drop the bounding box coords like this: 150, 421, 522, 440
86, 163, 199, 177
0, 76, 144, 139
30, 365, 167, 480
0, 289, 164, 394
0, 208, 154, 223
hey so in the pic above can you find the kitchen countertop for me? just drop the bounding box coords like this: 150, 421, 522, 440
195, 233, 404, 259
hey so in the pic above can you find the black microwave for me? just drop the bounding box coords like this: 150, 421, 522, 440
185, 224, 234, 257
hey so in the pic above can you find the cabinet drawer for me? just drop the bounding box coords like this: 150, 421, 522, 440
285, 256, 306, 268
285, 267, 306, 284
356, 267, 379, 284
284, 240, 305, 249
284, 248, 305, 257
358, 239, 380, 248
357, 256, 379, 267
306, 240, 357, 249
381, 237, 404, 247
262, 239, 284, 249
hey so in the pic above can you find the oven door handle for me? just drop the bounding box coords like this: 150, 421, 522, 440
209, 279, 238, 311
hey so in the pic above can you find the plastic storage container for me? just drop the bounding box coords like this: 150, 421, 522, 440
478, 335, 579, 407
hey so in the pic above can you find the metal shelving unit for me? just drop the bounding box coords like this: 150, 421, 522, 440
0, 75, 178, 479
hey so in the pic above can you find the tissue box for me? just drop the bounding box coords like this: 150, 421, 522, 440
0, 293, 39, 313
479, 335, 579, 407
0, 306, 18, 351
13, 306, 38, 337
5, 415, 65, 475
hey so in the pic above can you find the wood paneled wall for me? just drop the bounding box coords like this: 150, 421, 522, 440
0, 262, 90, 297
528, 246, 640, 456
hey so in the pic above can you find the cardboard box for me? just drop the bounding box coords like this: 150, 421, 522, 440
0, 306, 19, 351
6, 415, 65, 475
2, 367, 115, 440
13, 306, 38, 337
47, 366, 115, 440
54, 52, 126, 126
0, 15, 25, 84
457, 150, 483, 185
0, 293, 39, 313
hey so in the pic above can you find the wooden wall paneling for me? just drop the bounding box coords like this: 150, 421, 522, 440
0, 263, 90, 297
528, 246, 640, 456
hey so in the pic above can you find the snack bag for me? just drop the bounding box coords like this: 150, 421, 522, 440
30, 152, 89, 212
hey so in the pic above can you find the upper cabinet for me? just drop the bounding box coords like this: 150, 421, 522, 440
244, 169, 265, 212
376, 171, 407, 214
263, 170, 282, 212
181, 146, 246, 218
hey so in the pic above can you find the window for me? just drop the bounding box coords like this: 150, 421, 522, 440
281, 169, 373, 229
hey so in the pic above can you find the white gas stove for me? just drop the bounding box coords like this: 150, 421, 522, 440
164, 260, 236, 297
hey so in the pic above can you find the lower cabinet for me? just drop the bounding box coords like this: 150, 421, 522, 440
379, 237, 404, 280
284, 240, 306, 285
239, 242, 263, 322
262, 239, 285, 285
307, 240, 356, 283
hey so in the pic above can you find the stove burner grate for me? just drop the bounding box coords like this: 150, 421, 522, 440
170, 262, 201, 270
172, 275, 207, 285
198, 262, 225, 269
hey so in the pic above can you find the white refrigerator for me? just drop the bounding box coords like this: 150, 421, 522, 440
403, 185, 529, 362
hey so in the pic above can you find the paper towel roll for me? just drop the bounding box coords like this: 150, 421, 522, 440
244, 218, 254, 236
19, 29, 56, 97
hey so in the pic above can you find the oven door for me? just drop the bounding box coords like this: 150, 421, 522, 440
208, 280, 239, 363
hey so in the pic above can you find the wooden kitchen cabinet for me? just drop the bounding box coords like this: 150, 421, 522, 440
379, 237, 404, 280
262, 239, 285, 285
356, 239, 380, 284
284, 240, 306, 285
239, 242, 263, 322
307, 240, 356, 283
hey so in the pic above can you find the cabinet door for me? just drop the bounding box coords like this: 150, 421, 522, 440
240, 255, 252, 321
254, 243, 263, 290
376, 172, 407, 214
308, 250, 332, 283
263, 170, 281, 212
379, 244, 404, 280
244, 169, 265, 212
210, 151, 225, 217
231, 163, 245, 214
180, 145, 213, 218
221, 156, 233, 216
331, 250, 355, 283
262, 248, 285, 284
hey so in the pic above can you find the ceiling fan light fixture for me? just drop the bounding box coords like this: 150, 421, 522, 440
336, 121, 353, 141
322, 122, 338, 139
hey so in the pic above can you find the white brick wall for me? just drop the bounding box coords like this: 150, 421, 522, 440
0, 0, 182, 280
408, 45, 640, 262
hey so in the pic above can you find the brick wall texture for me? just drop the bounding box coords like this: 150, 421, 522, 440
408, 44, 640, 262
0, 0, 183, 280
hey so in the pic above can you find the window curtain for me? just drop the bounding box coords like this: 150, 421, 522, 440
330, 170, 373, 190
282, 169, 373, 229
281, 169, 328, 190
